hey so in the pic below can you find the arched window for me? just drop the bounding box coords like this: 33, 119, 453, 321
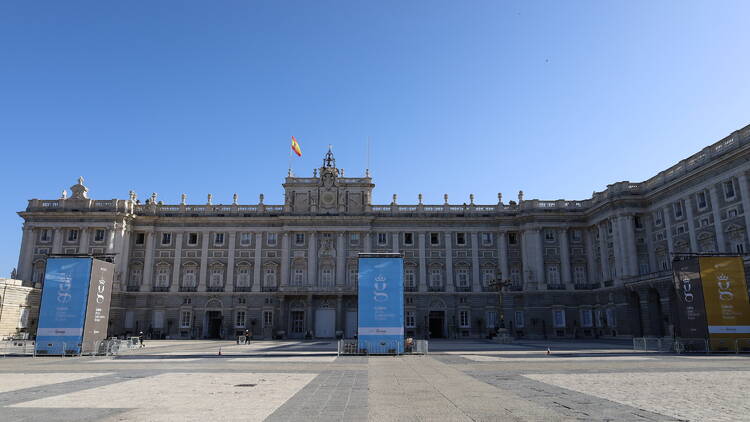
236, 266, 251, 287
264, 267, 277, 287
156, 266, 170, 287
183, 266, 197, 287
210, 267, 224, 287
321, 267, 333, 287
129, 267, 142, 286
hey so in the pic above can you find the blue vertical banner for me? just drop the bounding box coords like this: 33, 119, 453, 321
36, 258, 93, 355
358, 256, 404, 354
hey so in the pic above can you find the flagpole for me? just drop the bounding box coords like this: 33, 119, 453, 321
288, 138, 292, 177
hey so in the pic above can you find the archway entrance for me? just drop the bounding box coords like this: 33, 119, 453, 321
429, 311, 445, 338
206, 311, 222, 339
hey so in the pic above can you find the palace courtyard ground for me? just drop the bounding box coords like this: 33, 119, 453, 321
1, 339, 749, 421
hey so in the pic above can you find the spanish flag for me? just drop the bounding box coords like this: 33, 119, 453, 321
291, 136, 302, 157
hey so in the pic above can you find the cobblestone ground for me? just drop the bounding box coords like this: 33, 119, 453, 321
1, 339, 749, 421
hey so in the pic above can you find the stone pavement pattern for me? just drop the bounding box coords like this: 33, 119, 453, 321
0, 339, 749, 421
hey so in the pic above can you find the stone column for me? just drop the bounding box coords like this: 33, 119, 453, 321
226, 232, 236, 293
118, 229, 131, 291
79, 227, 89, 255
392, 232, 399, 254
684, 197, 698, 253
444, 232, 454, 292
198, 232, 209, 291
535, 229, 545, 286
644, 215, 657, 273
622, 215, 639, 277
52, 228, 63, 254
106, 227, 116, 253
709, 185, 725, 252
306, 294, 313, 332
521, 230, 531, 286
280, 232, 290, 286
471, 232, 481, 292
336, 233, 345, 286
559, 228, 571, 285
598, 223, 610, 282
170, 232, 183, 292
16, 226, 34, 282
663, 207, 674, 260
611, 217, 624, 283
418, 232, 427, 292
336, 295, 343, 334
738, 172, 750, 242
307, 231, 317, 286
278, 296, 287, 337
142, 231, 155, 292
497, 231, 508, 281
253, 233, 262, 292
584, 228, 597, 283
364, 233, 372, 253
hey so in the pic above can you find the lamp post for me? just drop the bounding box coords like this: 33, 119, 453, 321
487, 278, 512, 338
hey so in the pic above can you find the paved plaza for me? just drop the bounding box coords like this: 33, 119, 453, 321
1, 340, 749, 421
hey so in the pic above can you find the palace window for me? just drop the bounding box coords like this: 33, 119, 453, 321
571, 230, 582, 241
430, 268, 442, 286
377, 233, 387, 246
264, 268, 276, 286
267, 233, 277, 246
545, 231, 556, 242
321, 268, 333, 286
510, 267, 521, 284
482, 268, 495, 285
724, 180, 736, 199
481, 233, 492, 246
183, 268, 196, 287
655, 210, 663, 226
456, 232, 466, 246
68, 229, 79, 242
156, 267, 169, 287
240, 233, 251, 246
573, 265, 586, 284
508, 233, 518, 245
210, 269, 223, 286
263, 311, 273, 328
697, 191, 708, 209
552, 309, 566, 328
514, 311, 524, 328
135, 232, 145, 245
405, 269, 416, 289
161, 232, 171, 245
350, 233, 360, 246
180, 311, 192, 329
295, 233, 305, 246
235, 311, 246, 328
188, 233, 198, 245
606, 308, 617, 327
546, 265, 560, 285
293, 269, 304, 285
405, 311, 416, 328
580, 309, 593, 328
430, 232, 440, 246
403, 232, 414, 246
129, 268, 142, 285
95, 229, 106, 242
214, 233, 225, 245
237, 267, 251, 286
348, 267, 358, 286
674, 201, 684, 219
456, 269, 469, 287
486, 311, 497, 329
595, 309, 603, 328
459, 310, 470, 328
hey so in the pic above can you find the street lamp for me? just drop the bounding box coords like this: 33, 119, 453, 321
486, 278, 512, 338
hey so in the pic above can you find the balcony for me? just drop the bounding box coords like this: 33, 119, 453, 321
546, 284, 566, 290
262, 285, 278, 292
508, 283, 523, 292
152, 286, 170, 292
574, 283, 601, 290
404, 285, 418, 292
455, 286, 471, 292
206, 286, 225, 292
126, 285, 140, 292
179, 286, 197, 292
234, 286, 253, 292
428, 286, 445, 292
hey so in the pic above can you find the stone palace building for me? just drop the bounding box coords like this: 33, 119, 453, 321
13, 124, 750, 340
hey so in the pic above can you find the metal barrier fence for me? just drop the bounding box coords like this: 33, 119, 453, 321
632, 337, 750, 354
337, 339, 429, 356
1, 339, 35, 357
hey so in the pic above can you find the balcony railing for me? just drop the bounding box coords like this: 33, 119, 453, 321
546, 284, 566, 290
404, 285, 418, 292
262, 285, 278, 292
126, 285, 140, 292
428, 286, 445, 292
206, 286, 224, 292
234, 286, 253, 292
455, 286, 471, 292
152, 286, 170, 292
179, 286, 197, 292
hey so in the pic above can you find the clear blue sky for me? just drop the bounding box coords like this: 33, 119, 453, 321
1, 1, 749, 276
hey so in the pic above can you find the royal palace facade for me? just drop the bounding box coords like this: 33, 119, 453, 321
13, 124, 750, 340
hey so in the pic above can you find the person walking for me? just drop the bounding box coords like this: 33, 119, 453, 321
244, 329, 251, 345
138, 331, 145, 348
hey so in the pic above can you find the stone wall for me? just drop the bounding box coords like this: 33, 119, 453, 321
0, 279, 40, 339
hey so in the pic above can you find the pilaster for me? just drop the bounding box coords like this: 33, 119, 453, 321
142, 231, 155, 292
559, 228, 571, 285
444, 232, 454, 292
280, 232, 290, 286
336, 233, 345, 286
471, 232, 480, 292
79, 227, 89, 255
226, 232, 236, 293
709, 185, 725, 252
497, 231, 508, 281
308, 231, 317, 286
252, 233, 262, 292
198, 232, 209, 291
418, 232, 427, 292
598, 223, 610, 282
170, 232, 183, 293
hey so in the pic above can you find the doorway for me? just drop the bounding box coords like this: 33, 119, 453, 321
429, 311, 445, 338
315, 309, 335, 338
207, 311, 222, 339
290, 311, 305, 337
